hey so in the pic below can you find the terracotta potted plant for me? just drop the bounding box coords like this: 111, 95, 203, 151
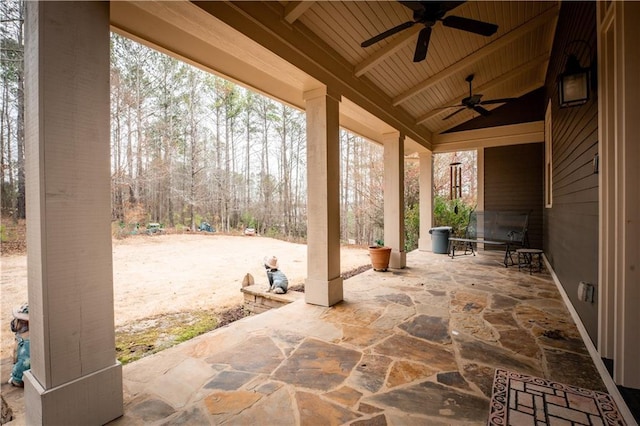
368, 239, 392, 271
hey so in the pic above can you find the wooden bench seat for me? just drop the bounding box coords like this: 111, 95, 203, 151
448, 210, 530, 267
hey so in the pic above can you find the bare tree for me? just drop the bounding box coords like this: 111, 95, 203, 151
1, 0, 24, 219
106, 34, 398, 246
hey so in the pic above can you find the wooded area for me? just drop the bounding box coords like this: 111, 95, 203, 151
108, 33, 391, 245
1, 0, 477, 251
1, 0, 25, 220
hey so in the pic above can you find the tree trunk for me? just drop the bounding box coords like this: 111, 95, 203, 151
14, 3, 25, 220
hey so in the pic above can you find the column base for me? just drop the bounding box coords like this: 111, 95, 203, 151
418, 236, 433, 252
24, 362, 123, 425
305, 276, 343, 306
390, 250, 406, 269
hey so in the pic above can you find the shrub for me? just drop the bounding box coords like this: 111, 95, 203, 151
433, 195, 475, 237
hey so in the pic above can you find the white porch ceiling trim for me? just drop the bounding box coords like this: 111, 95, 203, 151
109, 1, 319, 112
339, 97, 396, 146
432, 121, 544, 153
392, 6, 559, 107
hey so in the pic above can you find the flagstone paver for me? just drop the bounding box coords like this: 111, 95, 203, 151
204, 370, 256, 390
110, 250, 611, 425
221, 386, 297, 425
544, 348, 607, 391
483, 310, 519, 328
399, 314, 451, 343
148, 357, 216, 408
387, 360, 437, 388
348, 354, 392, 393
323, 386, 363, 407
205, 335, 284, 373
159, 406, 209, 425
437, 371, 473, 391
375, 334, 457, 370
351, 413, 387, 426
272, 338, 361, 391
365, 381, 489, 421
457, 335, 543, 377
296, 391, 361, 425
127, 399, 175, 423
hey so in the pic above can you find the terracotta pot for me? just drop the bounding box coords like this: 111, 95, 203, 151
368, 246, 392, 271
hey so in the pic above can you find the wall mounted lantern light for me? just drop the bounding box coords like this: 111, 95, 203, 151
558, 40, 592, 108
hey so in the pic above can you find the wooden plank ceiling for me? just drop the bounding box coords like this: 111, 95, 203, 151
111, 1, 558, 150
293, 1, 558, 135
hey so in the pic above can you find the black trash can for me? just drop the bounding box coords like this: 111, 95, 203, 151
429, 226, 452, 254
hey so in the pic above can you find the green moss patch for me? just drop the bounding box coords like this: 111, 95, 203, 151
115, 307, 246, 364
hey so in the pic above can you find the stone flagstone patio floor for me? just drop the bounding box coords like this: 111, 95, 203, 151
106, 249, 619, 425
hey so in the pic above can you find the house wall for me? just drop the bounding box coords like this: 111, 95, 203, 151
543, 1, 599, 342
484, 143, 544, 251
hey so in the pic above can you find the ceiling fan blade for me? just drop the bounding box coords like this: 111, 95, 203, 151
442, 15, 498, 36
479, 97, 518, 105
413, 26, 431, 62
361, 21, 417, 47
443, 107, 466, 120
473, 105, 491, 116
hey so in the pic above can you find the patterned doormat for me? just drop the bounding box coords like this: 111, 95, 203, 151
488, 368, 626, 425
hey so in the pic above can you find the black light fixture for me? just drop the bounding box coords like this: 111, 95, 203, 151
558, 41, 592, 108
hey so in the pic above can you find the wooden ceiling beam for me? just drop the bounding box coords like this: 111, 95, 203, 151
392, 5, 559, 107
432, 121, 545, 152
354, 26, 421, 77
284, 1, 314, 24
416, 52, 550, 125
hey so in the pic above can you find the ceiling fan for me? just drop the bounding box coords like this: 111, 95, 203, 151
361, 1, 498, 63
442, 74, 518, 120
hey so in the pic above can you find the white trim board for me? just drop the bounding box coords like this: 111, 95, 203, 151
432, 121, 544, 153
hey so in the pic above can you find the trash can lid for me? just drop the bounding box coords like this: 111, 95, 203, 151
429, 226, 452, 234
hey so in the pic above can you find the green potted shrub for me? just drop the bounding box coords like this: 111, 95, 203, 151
368, 239, 392, 272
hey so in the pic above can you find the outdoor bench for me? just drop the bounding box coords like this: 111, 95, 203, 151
448, 210, 530, 267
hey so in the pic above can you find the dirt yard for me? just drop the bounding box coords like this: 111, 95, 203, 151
0, 233, 370, 360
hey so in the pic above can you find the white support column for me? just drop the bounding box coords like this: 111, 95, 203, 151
303, 87, 343, 306
613, 1, 640, 388
23, 3, 123, 424
597, 1, 640, 389
383, 132, 406, 268
418, 151, 433, 251
597, 2, 616, 361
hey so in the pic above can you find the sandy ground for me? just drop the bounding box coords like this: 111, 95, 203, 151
0, 233, 370, 360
